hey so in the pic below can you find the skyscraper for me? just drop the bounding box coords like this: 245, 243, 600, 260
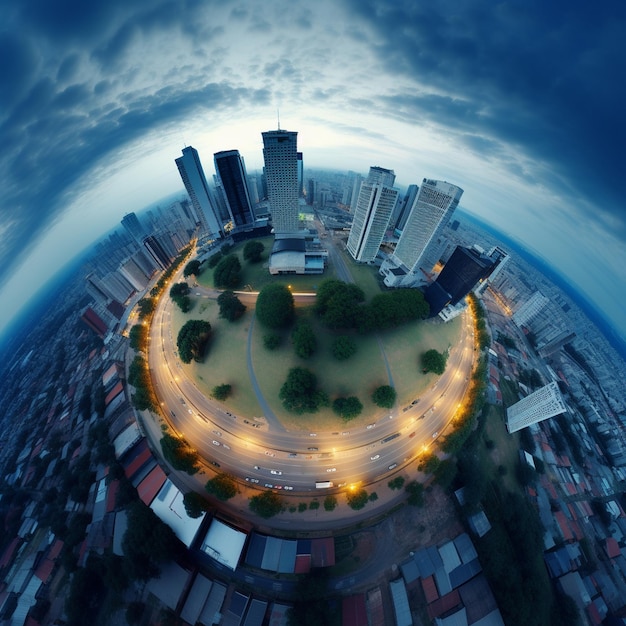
214, 150, 255, 229
346, 167, 398, 263
506, 382, 566, 433
513, 291, 550, 327
297, 152, 304, 198
175, 146, 223, 238
394, 184, 419, 231
424, 246, 495, 316
262, 130, 299, 234
121, 212, 146, 245
381, 179, 463, 286
143, 235, 173, 270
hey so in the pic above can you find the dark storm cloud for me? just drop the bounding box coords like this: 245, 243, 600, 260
0, 33, 38, 109
345, 0, 626, 232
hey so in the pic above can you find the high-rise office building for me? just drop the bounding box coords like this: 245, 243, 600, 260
474, 246, 510, 295
506, 382, 567, 433
121, 212, 146, 245
297, 152, 304, 198
175, 146, 223, 238
346, 167, 398, 263
262, 129, 299, 234
381, 179, 463, 286
214, 150, 255, 229
143, 235, 172, 271
396, 179, 462, 273
394, 184, 419, 231
424, 246, 495, 316
513, 291, 550, 327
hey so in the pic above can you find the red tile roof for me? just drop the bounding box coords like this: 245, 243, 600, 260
137, 465, 167, 505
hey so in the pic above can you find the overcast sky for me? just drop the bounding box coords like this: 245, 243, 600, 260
1, 0, 625, 342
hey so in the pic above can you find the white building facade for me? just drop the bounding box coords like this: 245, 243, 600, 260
506, 381, 567, 433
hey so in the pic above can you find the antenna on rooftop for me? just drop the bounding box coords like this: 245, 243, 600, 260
277, 108, 281, 131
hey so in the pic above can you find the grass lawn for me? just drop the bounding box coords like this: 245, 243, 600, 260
171, 297, 263, 417
168, 238, 464, 432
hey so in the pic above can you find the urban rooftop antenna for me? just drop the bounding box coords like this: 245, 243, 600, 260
277, 108, 281, 131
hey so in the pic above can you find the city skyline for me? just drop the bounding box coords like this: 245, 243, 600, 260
0, 1, 625, 345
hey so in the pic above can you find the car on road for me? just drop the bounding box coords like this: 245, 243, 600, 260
212, 430, 222, 437
274, 485, 283, 489
270, 470, 282, 475
264, 483, 274, 488
326, 467, 336, 473
212, 440, 220, 446
342, 431, 350, 436
245, 477, 259, 483
209, 460, 220, 468
288, 453, 298, 458
307, 447, 318, 451
388, 463, 398, 470
265, 451, 276, 457
409, 432, 416, 438
188, 408, 193, 414
366, 423, 376, 429
432, 431, 439, 438
222, 443, 231, 450
309, 433, 317, 437
371, 454, 380, 460
284, 486, 294, 490
254, 465, 261, 470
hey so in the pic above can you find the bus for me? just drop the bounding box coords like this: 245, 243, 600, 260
315, 481, 334, 489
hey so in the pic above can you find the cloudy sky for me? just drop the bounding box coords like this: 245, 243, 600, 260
1, 0, 625, 342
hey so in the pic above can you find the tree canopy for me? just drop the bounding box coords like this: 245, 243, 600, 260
371, 385, 396, 408
169, 282, 191, 312
279, 367, 328, 414
315, 279, 365, 329
217, 290, 246, 322
291, 318, 317, 359
331, 335, 357, 360
211, 383, 232, 401
183, 492, 210, 518
160, 433, 200, 474
183, 259, 202, 277
177, 319, 211, 363
243, 240, 265, 263
332, 396, 363, 421
213, 254, 241, 288
256, 284, 295, 329
249, 490, 283, 518
421, 349, 447, 374
128, 324, 148, 352
205, 473, 237, 501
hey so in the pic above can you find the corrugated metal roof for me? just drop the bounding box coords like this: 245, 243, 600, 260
180, 573, 212, 625
421, 575, 439, 604
438, 541, 461, 574
389, 578, 412, 626
453, 533, 477, 564
262, 536, 282, 572
277, 539, 297, 574
243, 598, 268, 626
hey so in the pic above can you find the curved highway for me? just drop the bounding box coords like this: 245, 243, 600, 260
147, 266, 476, 499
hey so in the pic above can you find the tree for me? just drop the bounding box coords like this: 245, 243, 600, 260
183, 259, 202, 277
243, 240, 265, 263
207, 251, 223, 268
170, 282, 191, 312
183, 492, 210, 518
217, 290, 246, 321
421, 349, 447, 374
136, 297, 156, 319
315, 280, 365, 329
405, 480, 425, 506
279, 367, 329, 414
419, 452, 441, 474
213, 254, 241, 288
346, 488, 368, 510
211, 383, 232, 401
256, 284, 295, 329
323, 495, 337, 511
372, 385, 396, 408
388, 476, 405, 490
160, 433, 200, 474
129, 324, 148, 352
177, 319, 211, 363
263, 333, 282, 350
332, 396, 363, 421
331, 335, 357, 360
205, 473, 237, 501
122, 501, 181, 580
249, 490, 282, 518
292, 318, 317, 358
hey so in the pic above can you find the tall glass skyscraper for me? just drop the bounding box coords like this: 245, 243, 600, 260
262, 130, 299, 234
214, 150, 254, 229
393, 179, 463, 275
347, 167, 398, 262
175, 146, 223, 238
